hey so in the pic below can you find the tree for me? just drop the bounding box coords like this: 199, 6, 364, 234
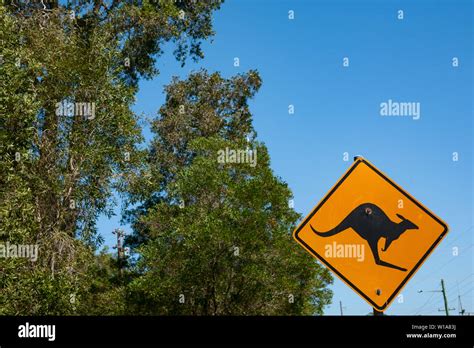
124, 71, 333, 315
1, 3, 133, 314
0, 0, 223, 314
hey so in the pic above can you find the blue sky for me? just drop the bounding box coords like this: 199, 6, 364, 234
97, 0, 473, 315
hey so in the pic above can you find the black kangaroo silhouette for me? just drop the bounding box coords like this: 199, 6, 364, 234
310, 203, 419, 272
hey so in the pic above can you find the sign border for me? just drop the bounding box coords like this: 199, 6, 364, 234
293, 158, 449, 311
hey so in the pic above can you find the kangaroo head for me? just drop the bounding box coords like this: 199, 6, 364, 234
396, 213, 419, 231
382, 214, 419, 252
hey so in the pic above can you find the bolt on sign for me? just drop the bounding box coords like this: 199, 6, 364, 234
293, 157, 448, 311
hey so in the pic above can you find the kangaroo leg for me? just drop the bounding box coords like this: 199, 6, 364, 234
368, 240, 407, 272
376, 259, 407, 272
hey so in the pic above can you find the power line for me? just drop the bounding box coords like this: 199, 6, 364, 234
445, 273, 474, 294
414, 292, 436, 315
416, 279, 452, 316
459, 286, 474, 299
412, 270, 474, 315
408, 243, 474, 289
447, 285, 474, 315
436, 225, 473, 252
445, 280, 474, 305
424, 281, 474, 315
426, 281, 473, 312
450, 283, 467, 316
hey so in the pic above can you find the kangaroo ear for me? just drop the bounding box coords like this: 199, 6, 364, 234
396, 213, 406, 221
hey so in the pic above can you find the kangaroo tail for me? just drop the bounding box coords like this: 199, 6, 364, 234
310, 220, 349, 237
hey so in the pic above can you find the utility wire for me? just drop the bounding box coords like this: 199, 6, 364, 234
408, 243, 473, 289
459, 286, 474, 298
414, 292, 436, 315
437, 225, 473, 251
445, 273, 474, 294
426, 280, 474, 310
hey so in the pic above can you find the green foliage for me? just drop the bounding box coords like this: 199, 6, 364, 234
124, 71, 333, 315
0, 1, 224, 315
0, 1, 333, 315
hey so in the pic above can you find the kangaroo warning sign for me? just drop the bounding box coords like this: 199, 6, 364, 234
293, 157, 448, 311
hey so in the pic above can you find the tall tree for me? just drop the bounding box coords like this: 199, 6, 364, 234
0, 0, 223, 314
124, 71, 333, 315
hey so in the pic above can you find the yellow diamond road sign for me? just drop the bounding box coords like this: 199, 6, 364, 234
293, 157, 449, 311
